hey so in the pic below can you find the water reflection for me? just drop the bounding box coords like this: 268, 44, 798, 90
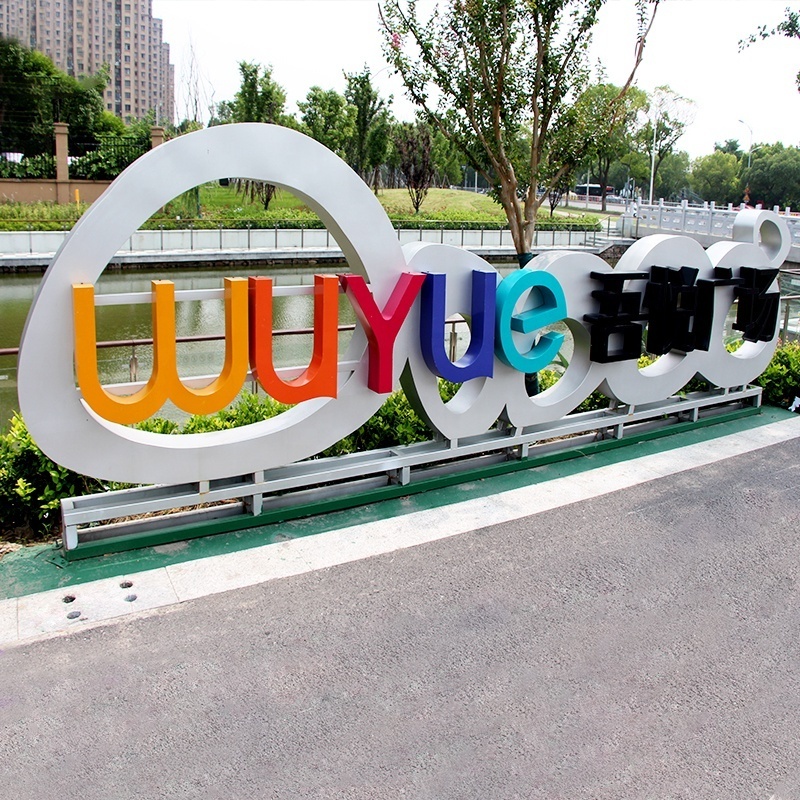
0, 266, 358, 427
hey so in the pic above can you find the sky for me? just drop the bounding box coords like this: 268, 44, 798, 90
151, 0, 800, 160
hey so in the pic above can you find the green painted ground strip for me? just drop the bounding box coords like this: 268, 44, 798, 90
63, 406, 762, 563
0, 405, 792, 600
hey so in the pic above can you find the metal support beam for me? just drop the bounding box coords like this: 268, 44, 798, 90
61, 387, 763, 554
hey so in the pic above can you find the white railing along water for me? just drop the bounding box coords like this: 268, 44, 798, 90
622, 200, 800, 261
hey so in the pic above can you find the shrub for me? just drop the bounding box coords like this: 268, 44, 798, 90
69, 135, 150, 180
754, 340, 800, 407
330, 390, 430, 455
4, 342, 799, 542
0, 200, 86, 231
0, 197, 601, 232
537, 367, 609, 411
181, 392, 290, 433
0, 412, 103, 540
141, 391, 430, 457
439, 380, 460, 402
68, 149, 116, 180
0, 154, 56, 179
135, 417, 180, 435
382, 212, 600, 232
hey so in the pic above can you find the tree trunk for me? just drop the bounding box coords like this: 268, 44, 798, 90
499, 188, 527, 257
263, 183, 276, 211
521, 191, 542, 255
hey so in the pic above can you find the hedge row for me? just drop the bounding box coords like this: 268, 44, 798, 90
0, 214, 601, 233
0, 154, 56, 180
3, 342, 800, 543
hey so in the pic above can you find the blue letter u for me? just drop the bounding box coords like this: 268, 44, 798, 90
419, 270, 496, 382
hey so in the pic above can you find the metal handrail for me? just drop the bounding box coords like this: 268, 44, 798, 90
3, 295, 798, 361
0, 324, 360, 358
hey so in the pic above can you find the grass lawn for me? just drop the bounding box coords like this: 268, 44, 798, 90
196, 184, 509, 220
370, 188, 507, 218
196, 182, 310, 214
198, 184, 602, 221
0, 184, 603, 229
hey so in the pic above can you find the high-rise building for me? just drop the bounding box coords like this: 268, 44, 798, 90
0, 0, 174, 123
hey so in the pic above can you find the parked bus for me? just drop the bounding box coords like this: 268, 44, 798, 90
574, 183, 614, 197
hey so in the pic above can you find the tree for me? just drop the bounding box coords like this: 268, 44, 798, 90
344, 67, 393, 189
610, 149, 650, 196
655, 150, 690, 201
380, 0, 661, 262
180, 40, 211, 128
744, 143, 800, 209
691, 150, 740, 204
68, 111, 156, 180
638, 85, 695, 202
547, 172, 575, 216
715, 138, 743, 160
298, 86, 354, 158
223, 61, 288, 125
394, 121, 436, 212
210, 62, 293, 209
580, 83, 647, 211
741, 8, 800, 90
366, 108, 394, 193
94, 110, 127, 137
540, 107, 589, 211
429, 128, 462, 187
0, 37, 106, 156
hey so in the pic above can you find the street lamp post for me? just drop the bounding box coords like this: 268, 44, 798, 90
738, 119, 754, 207
622, 165, 631, 213
647, 88, 668, 206
738, 118, 753, 169
648, 113, 658, 205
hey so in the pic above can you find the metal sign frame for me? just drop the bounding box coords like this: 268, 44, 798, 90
13, 124, 792, 554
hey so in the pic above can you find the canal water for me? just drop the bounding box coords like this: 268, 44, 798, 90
1, 260, 766, 431
0, 265, 368, 429
2, 262, 507, 429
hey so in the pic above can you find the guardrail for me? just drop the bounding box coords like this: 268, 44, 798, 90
0, 220, 621, 259
0, 319, 467, 393
622, 200, 800, 261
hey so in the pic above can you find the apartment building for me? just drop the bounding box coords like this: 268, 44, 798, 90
0, 0, 174, 123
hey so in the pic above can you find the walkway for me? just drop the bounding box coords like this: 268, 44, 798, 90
2, 409, 799, 798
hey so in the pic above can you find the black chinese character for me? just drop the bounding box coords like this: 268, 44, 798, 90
642, 265, 699, 355
583, 271, 648, 363
733, 267, 780, 343
694, 267, 742, 352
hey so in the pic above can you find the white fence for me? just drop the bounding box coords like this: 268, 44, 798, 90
0, 225, 603, 258
622, 200, 800, 262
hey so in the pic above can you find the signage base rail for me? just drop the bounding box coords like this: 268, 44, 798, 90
60, 386, 762, 558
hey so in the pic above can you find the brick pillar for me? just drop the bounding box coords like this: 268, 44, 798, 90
150, 126, 166, 149
54, 122, 70, 204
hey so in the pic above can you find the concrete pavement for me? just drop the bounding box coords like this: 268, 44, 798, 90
2, 414, 800, 798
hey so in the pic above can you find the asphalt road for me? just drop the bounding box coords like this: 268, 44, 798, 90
3, 438, 800, 799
